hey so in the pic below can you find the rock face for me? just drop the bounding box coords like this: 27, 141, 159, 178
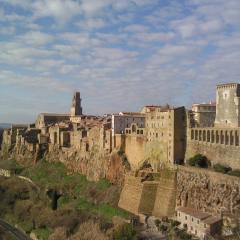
176, 166, 240, 219
45, 145, 129, 183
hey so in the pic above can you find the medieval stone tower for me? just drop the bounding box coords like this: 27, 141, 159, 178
70, 92, 82, 116
215, 83, 240, 127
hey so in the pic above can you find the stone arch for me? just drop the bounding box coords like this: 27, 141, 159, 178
207, 130, 210, 142
220, 130, 224, 144
191, 129, 194, 140
216, 130, 219, 144
199, 130, 202, 141
203, 130, 206, 141
225, 131, 229, 145
132, 124, 136, 133
230, 131, 234, 145
211, 130, 215, 143
235, 131, 239, 146
195, 130, 198, 140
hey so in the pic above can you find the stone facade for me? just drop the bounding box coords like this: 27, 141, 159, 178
191, 103, 216, 127
111, 112, 145, 137
144, 105, 186, 168
186, 127, 240, 169
119, 166, 240, 222
35, 113, 70, 130
118, 169, 177, 217
215, 83, 240, 128
70, 91, 82, 117
176, 207, 222, 239
176, 166, 240, 219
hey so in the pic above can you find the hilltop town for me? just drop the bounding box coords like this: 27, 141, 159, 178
0, 82, 240, 240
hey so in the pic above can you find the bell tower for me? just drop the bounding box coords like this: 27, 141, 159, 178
71, 92, 82, 116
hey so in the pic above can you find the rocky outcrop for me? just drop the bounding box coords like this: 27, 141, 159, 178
176, 166, 240, 219
45, 145, 130, 183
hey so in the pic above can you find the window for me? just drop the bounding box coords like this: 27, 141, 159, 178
191, 226, 193, 230
185, 216, 187, 220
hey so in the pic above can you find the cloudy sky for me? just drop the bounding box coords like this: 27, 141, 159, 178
0, 0, 239, 123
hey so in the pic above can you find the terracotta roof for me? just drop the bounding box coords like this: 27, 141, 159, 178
203, 216, 222, 225
112, 112, 145, 116
177, 207, 211, 220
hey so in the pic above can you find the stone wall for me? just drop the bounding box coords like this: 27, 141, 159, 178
138, 181, 158, 215
119, 167, 240, 221
152, 170, 177, 217
176, 166, 240, 219
186, 127, 240, 169
123, 135, 146, 170
118, 169, 177, 217
215, 83, 240, 128
118, 175, 143, 215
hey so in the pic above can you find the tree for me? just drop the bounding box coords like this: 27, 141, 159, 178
187, 154, 208, 168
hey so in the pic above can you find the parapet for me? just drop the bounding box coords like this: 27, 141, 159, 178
216, 83, 240, 90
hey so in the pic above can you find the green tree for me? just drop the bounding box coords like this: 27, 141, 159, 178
188, 154, 208, 168
113, 223, 136, 240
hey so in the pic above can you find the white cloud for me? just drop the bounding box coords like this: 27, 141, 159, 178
76, 18, 106, 30
80, 0, 112, 16
32, 0, 82, 22
17, 31, 55, 46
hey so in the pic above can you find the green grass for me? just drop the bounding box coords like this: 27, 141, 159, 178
22, 160, 129, 221
76, 197, 129, 220
32, 227, 52, 240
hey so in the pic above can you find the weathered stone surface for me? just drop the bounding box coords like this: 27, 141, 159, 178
176, 166, 240, 219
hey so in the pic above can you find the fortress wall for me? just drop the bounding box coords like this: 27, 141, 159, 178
186, 140, 240, 169
123, 135, 146, 170
177, 166, 240, 218
186, 127, 240, 169
119, 170, 178, 217
138, 181, 158, 215
152, 169, 177, 217
118, 175, 143, 215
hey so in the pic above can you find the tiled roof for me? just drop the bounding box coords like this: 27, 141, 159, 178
177, 207, 211, 220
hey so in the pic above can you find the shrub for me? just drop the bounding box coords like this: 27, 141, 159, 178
213, 164, 232, 174
70, 221, 108, 240
228, 170, 240, 177
177, 229, 192, 240
155, 219, 161, 227
113, 223, 136, 240
187, 154, 208, 168
32, 228, 52, 240
170, 220, 181, 227
48, 227, 67, 240
159, 224, 168, 233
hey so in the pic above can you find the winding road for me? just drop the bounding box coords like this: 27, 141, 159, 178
0, 219, 30, 240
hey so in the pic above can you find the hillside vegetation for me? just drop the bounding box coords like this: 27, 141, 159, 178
0, 159, 132, 240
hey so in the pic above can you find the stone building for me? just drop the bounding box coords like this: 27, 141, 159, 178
176, 207, 222, 240
143, 105, 187, 167
215, 83, 240, 128
35, 113, 70, 130
186, 83, 240, 169
111, 112, 145, 136
191, 102, 216, 127
70, 92, 84, 123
